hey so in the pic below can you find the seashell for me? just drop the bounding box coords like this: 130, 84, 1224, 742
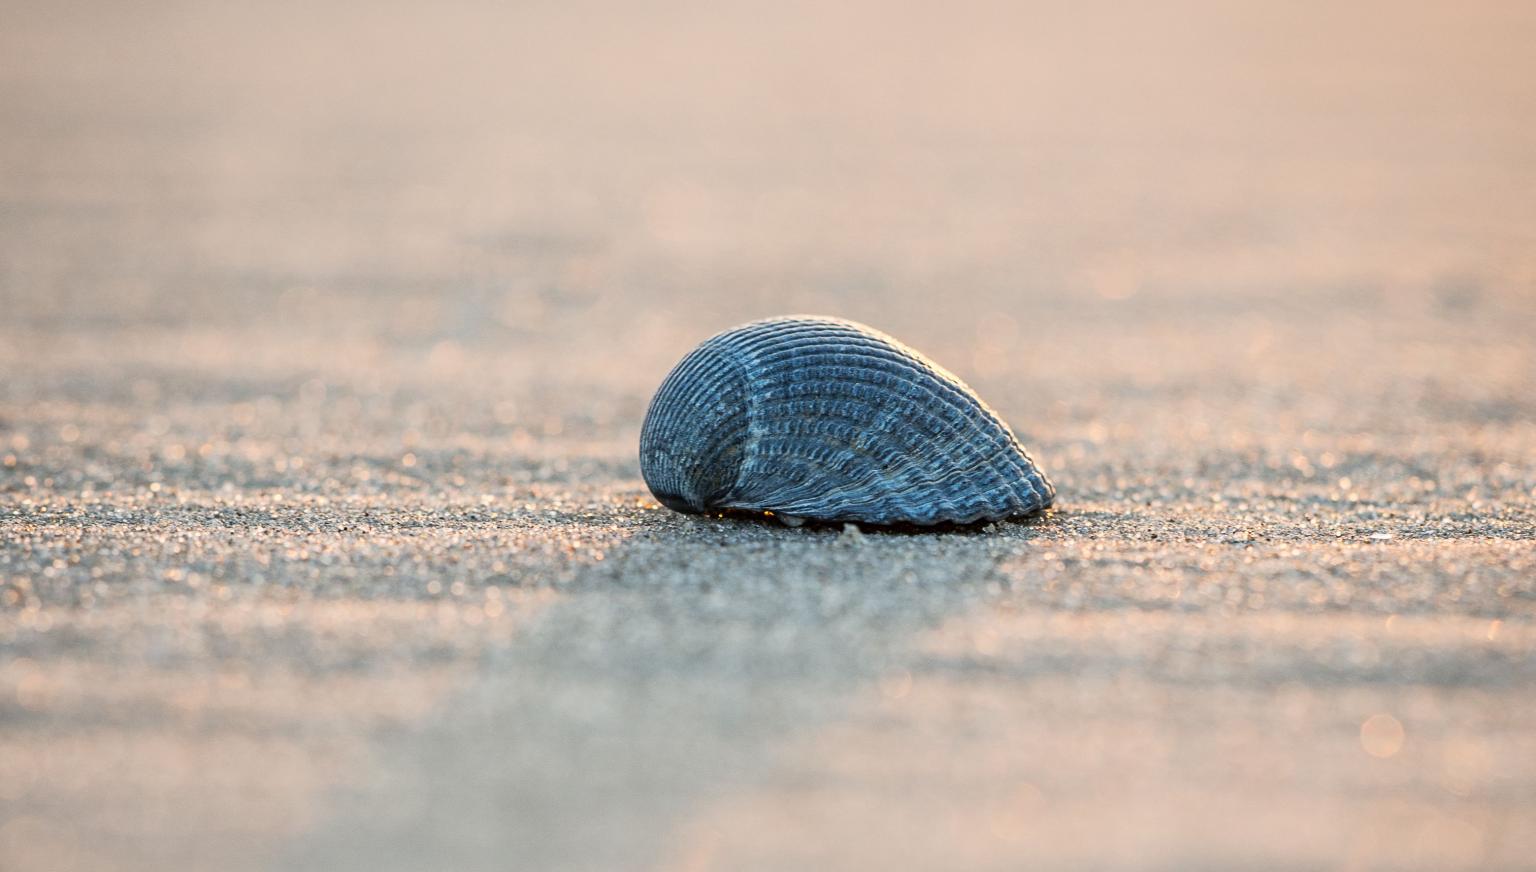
639, 316, 1055, 526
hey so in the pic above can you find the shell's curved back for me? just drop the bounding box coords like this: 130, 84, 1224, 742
639, 316, 1054, 525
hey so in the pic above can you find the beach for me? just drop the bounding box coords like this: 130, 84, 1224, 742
2, 2, 1535, 869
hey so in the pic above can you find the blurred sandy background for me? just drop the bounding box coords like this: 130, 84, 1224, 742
2, 2, 1535, 870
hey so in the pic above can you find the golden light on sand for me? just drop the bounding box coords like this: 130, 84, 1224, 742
1440, 738, 1494, 797
1360, 713, 1406, 759
987, 783, 1046, 842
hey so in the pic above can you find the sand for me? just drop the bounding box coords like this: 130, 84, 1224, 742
2, 1, 1535, 869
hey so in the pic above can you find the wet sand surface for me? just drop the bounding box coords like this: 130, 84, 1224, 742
2, 2, 1535, 869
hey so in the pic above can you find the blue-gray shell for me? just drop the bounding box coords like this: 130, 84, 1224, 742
639, 316, 1055, 526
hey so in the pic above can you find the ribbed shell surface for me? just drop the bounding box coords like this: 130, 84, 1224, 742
639, 316, 1055, 526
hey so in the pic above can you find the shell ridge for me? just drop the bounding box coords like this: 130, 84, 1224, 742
639, 336, 753, 510
734, 321, 1042, 520
731, 437, 899, 518
722, 343, 908, 516
740, 433, 1030, 524
739, 386, 979, 504
703, 337, 760, 509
